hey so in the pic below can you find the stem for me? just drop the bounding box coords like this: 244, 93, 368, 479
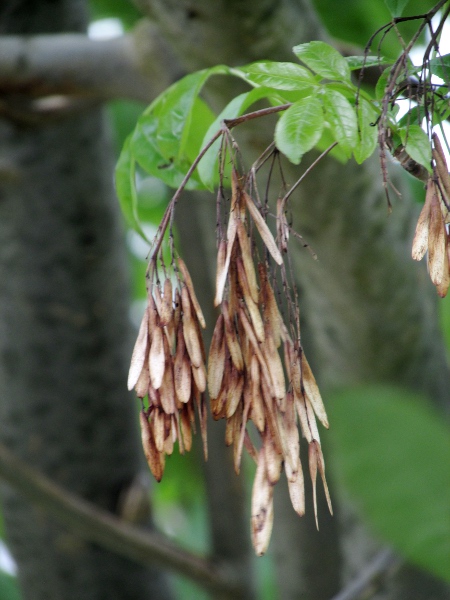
0, 440, 240, 596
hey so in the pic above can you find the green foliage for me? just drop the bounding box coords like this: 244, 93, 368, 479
329, 385, 450, 582
88, 0, 141, 29
275, 97, 325, 164
399, 124, 432, 173
429, 53, 450, 82
0, 571, 21, 600
115, 39, 436, 244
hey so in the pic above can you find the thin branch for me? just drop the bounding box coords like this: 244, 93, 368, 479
330, 549, 401, 600
0, 440, 240, 597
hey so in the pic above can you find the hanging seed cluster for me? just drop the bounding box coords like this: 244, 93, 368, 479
128, 168, 331, 555
128, 257, 208, 482
412, 134, 450, 297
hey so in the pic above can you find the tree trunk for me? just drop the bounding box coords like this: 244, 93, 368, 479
0, 2, 171, 599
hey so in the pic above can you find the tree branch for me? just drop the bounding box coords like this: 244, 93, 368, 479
0, 440, 240, 597
330, 549, 401, 600
0, 20, 182, 104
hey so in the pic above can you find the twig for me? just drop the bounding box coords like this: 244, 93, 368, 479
0, 440, 240, 597
330, 549, 401, 600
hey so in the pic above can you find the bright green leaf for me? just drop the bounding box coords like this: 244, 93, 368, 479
384, 0, 411, 17
114, 136, 149, 241
399, 125, 432, 172
275, 96, 324, 164
240, 61, 316, 91
329, 385, 450, 582
293, 41, 351, 81
429, 53, 450, 83
375, 67, 391, 101
197, 87, 278, 190
322, 89, 358, 154
345, 55, 392, 70
354, 99, 379, 163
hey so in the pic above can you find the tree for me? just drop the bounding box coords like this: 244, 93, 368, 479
0, 1, 449, 599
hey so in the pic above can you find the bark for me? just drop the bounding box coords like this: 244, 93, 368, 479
0, 1, 172, 599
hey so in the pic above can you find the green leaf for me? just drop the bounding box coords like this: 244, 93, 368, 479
384, 0, 411, 17
329, 385, 450, 582
322, 89, 358, 154
240, 61, 316, 91
429, 53, 450, 83
197, 87, 278, 190
129, 66, 228, 190
345, 55, 392, 70
293, 41, 351, 81
399, 125, 432, 172
275, 96, 324, 164
114, 136, 149, 241
354, 99, 379, 163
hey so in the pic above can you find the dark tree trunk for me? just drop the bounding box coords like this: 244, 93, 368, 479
0, 2, 172, 599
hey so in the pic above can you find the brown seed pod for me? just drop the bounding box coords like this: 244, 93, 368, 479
149, 326, 165, 390
178, 257, 206, 329
237, 220, 259, 303
236, 257, 265, 343
251, 448, 274, 556
173, 325, 191, 403
139, 411, 165, 482
243, 190, 283, 265
222, 300, 244, 372
128, 307, 150, 391
301, 353, 329, 428
208, 314, 226, 399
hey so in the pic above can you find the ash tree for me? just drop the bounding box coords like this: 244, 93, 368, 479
0, 1, 449, 600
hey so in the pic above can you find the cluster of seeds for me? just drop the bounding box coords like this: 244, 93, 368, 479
412, 134, 450, 297
128, 167, 331, 555
208, 170, 331, 554
127, 257, 208, 481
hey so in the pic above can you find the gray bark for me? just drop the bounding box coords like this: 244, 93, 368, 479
0, 1, 172, 599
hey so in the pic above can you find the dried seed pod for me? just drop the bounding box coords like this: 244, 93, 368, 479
412, 179, 433, 261
147, 292, 158, 332
236, 257, 265, 343
250, 356, 265, 432
149, 326, 165, 390
251, 448, 274, 556
237, 220, 259, 303
173, 288, 182, 330
139, 411, 164, 482
432, 134, 450, 206
215, 208, 238, 307
262, 321, 285, 403
208, 314, 226, 399
158, 277, 173, 327
295, 392, 320, 444
301, 353, 329, 428
259, 263, 283, 348
234, 388, 251, 475
277, 197, 290, 253
135, 359, 150, 399
192, 362, 207, 393
181, 287, 203, 369
222, 300, 244, 372
178, 257, 206, 329
264, 429, 283, 485
225, 368, 245, 418
128, 307, 149, 391
159, 338, 176, 414
309, 440, 333, 530
243, 190, 283, 265
180, 406, 192, 452
286, 461, 305, 517
214, 239, 227, 307
436, 240, 450, 297
173, 325, 191, 403
152, 408, 165, 453
428, 181, 446, 285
